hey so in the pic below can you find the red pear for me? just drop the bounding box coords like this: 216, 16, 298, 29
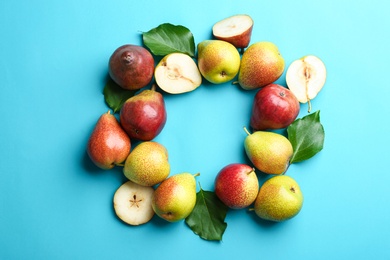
87, 111, 131, 170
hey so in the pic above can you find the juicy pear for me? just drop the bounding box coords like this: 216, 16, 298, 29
152, 172, 199, 222
238, 42, 284, 90
197, 40, 241, 84
254, 175, 303, 222
244, 128, 293, 174
123, 141, 170, 186
87, 111, 131, 170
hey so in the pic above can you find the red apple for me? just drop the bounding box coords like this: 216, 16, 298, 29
109, 44, 154, 90
120, 89, 167, 141
214, 163, 259, 209
250, 84, 300, 130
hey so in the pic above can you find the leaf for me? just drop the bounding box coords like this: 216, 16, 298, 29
103, 78, 136, 113
185, 188, 228, 241
142, 23, 195, 57
287, 110, 325, 163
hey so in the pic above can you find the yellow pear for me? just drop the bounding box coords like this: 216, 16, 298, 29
197, 40, 241, 84
152, 172, 199, 222
238, 42, 284, 90
254, 175, 303, 222
123, 141, 170, 186
244, 128, 293, 174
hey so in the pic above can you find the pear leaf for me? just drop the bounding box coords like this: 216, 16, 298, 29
103, 78, 136, 113
142, 23, 195, 57
185, 188, 228, 241
287, 110, 325, 163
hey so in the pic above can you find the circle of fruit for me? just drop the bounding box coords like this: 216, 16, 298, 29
87, 14, 326, 241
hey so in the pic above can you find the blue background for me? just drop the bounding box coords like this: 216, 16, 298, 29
1, 0, 389, 259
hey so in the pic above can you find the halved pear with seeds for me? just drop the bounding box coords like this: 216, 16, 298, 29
113, 181, 154, 225
286, 55, 327, 112
154, 53, 202, 94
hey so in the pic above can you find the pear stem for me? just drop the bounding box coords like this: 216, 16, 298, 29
307, 99, 312, 113
247, 168, 256, 175
151, 84, 157, 91
193, 172, 200, 177
243, 126, 252, 136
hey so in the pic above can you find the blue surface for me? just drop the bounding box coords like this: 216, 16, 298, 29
1, 0, 390, 259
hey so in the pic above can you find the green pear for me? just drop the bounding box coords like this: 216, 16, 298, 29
123, 141, 170, 186
197, 40, 241, 84
254, 175, 303, 222
238, 42, 285, 90
152, 172, 199, 222
244, 128, 293, 175
87, 111, 131, 170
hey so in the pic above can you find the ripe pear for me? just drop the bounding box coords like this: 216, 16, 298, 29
87, 111, 131, 170
120, 88, 167, 141
244, 128, 293, 175
109, 44, 154, 90
238, 42, 285, 90
152, 172, 199, 222
254, 175, 303, 222
197, 40, 241, 84
123, 141, 170, 186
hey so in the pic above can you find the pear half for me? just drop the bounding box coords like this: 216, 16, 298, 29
212, 14, 254, 49
113, 181, 155, 225
154, 53, 202, 94
286, 55, 327, 112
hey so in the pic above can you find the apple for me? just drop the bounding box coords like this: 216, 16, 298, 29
109, 44, 154, 90
250, 84, 300, 130
214, 163, 259, 209
154, 53, 202, 94
212, 14, 254, 49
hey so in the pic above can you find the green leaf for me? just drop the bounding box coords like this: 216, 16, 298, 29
185, 188, 228, 241
103, 78, 136, 113
287, 110, 325, 163
142, 23, 195, 57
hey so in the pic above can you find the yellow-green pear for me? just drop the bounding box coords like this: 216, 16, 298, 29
152, 172, 199, 222
197, 40, 241, 84
123, 141, 170, 186
238, 42, 284, 90
254, 175, 303, 222
244, 128, 293, 175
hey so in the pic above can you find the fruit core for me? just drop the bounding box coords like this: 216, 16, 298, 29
130, 194, 142, 208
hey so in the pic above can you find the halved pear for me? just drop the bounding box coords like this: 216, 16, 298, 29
154, 53, 202, 94
286, 55, 327, 112
113, 181, 154, 225
212, 14, 254, 49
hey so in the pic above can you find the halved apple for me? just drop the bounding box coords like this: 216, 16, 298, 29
154, 53, 202, 94
212, 14, 254, 49
286, 55, 327, 112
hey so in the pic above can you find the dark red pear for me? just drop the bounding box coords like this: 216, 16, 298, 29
120, 88, 167, 141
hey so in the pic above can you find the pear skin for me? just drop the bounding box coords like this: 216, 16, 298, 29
123, 141, 170, 186
244, 128, 293, 174
87, 111, 131, 170
152, 173, 199, 222
238, 42, 285, 90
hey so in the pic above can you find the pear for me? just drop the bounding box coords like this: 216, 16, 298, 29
123, 141, 170, 186
244, 128, 293, 175
238, 42, 285, 90
152, 172, 199, 222
87, 111, 131, 170
154, 53, 202, 94
113, 181, 155, 225
254, 175, 303, 222
197, 40, 241, 84
109, 44, 154, 90
212, 14, 254, 49
120, 87, 167, 141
